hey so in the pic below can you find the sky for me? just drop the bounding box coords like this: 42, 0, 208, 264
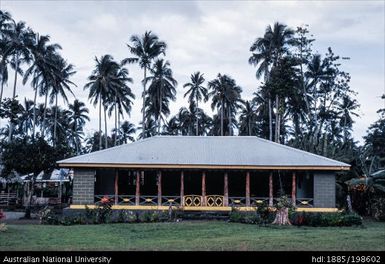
0, 0, 384, 143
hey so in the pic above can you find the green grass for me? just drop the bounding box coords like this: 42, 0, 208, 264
0, 220, 384, 251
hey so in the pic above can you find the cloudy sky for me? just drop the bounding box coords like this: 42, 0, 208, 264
1, 0, 384, 143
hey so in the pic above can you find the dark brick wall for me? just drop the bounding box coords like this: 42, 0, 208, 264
72, 169, 95, 205
313, 172, 336, 208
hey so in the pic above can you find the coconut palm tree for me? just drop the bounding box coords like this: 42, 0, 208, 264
48, 55, 76, 146
68, 99, 90, 154
2, 20, 34, 140
107, 65, 135, 146
123, 31, 166, 137
145, 59, 177, 134
337, 96, 360, 143
208, 74, 242, 136
249, 29, 273, 140
0, 10, 13, 112
22, 33, 62, 139
84, 55, 120, 150
178, 104, 196, 136
138, 118, 157, 139
249, 22, 294, 142
45, 105, 71, 145
183, 72, 207, 135
117, 121, 136, 144
239, 100, 258, 136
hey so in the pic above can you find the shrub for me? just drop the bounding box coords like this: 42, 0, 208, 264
40, 208, 60, 225
372, 197, 385, 221
85, 205, 98, 224
138, 211, 153, 222
256, 201, 271, 224
341, 213, 363, 226
97, 202, 112, 224
117, 210, 137, 223
229, 211, 243, 223
0, 209, 5, 220
0, 223, 7, 232
229, 210, 263, 225
289, 211, 362, 227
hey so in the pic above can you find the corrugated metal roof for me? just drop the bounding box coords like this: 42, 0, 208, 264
57, 136, 350, 169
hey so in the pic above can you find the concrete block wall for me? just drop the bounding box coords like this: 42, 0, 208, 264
313, 172, 336, 208
72, 169, 95, 205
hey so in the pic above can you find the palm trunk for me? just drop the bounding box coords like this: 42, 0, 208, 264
158, 79, 163, 135
323, 132, 328, 156
75, 121, 79, 155
343, 115, 347, 143
268, 97, 272, 141
117, 114, 121, 145
8, 56, 19, 141
228, 108, 231, 136
275, 95, 279, 143
196, 101, 199, 136
248, 119, 251, 136
32, 86, 38, 139
220, 99, 224, 136
99, 98, 102, 150
53, 94, 58, 146
104, 104, 108, 149
142, 68, 147, 137
41, 92, 48, 138
12, 55, 18, 100
0, 75, 4, 128
114, 100, 117, 146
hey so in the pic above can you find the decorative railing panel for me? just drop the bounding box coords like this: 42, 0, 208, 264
139, 196, 158, 206
183, 195, 202, 207
250, 197, 270, 206
228, 197, 246, 207
206, 195, 224, 207
94, 194, 115, 204
161, 196, 181, 206
296, 198, 314, 207
117, 195, 136, 205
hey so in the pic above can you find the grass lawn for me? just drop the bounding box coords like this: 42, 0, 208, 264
0, 219, 384, 251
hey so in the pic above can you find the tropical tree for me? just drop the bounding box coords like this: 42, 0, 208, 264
145, 59, 177, 134
68, 99, 90, 154
0, 10, 13, 113
239, 100, 258, 136
183, 72, 207, 135
22, 33, 61, 139
208, 74, 242, 136
16, 99, 34, 136
123, 31, 166, 137
48, 55, 76, 146
84, 55, 120, 149
107, 65, 135, 146
138, 118, 157, 139
2, 20, 34, 140
116, 121, 136, 144
337, 95, 360, 143
249, 22, 294, 142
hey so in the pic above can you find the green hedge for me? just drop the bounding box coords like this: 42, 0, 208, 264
289, 212, 362, 226
228, 211, 362, 226
41, 207, 172, 225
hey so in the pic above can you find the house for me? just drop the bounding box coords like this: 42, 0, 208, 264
57, 136, 350, 212
20, 169, 72, 206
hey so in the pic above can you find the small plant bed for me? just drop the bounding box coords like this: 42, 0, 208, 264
41, 203, 178, 225
229, 210, 362, 227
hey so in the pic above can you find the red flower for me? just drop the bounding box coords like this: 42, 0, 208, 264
100, 196, 111, 204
